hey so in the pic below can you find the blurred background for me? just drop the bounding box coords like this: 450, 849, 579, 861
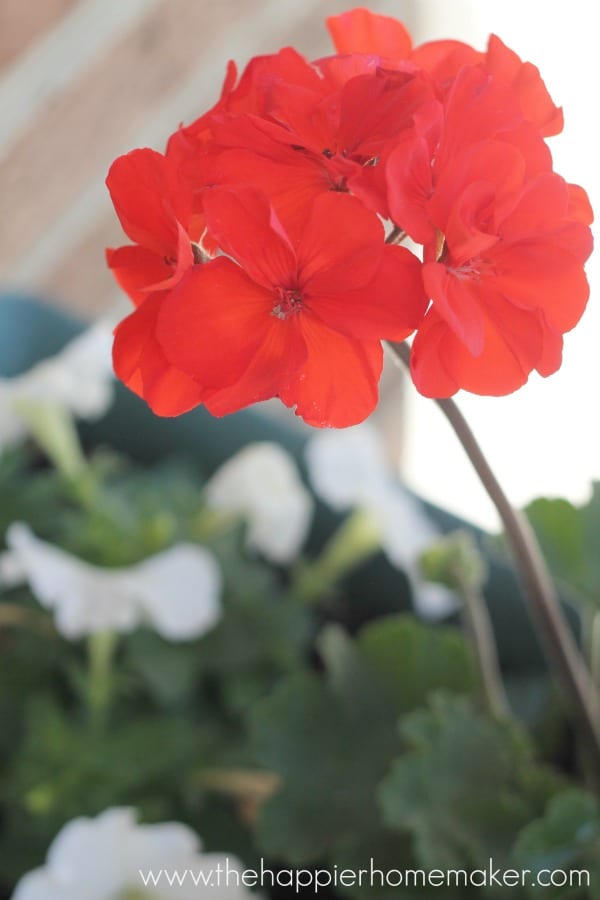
0, 0, 596, 531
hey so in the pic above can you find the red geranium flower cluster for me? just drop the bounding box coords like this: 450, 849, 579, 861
106, 7, 593, 428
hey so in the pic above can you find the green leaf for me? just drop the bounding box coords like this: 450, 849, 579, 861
525, 490, 600, 609
358, 614, 477, 714
251, 628, 400, 864
251, 616, 476, 866
513, 788, 600, 898
380, 694, 559, 871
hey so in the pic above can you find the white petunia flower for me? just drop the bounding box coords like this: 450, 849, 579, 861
205, 442, 313, 564
11, 807, 254, 900
3, 523, 222, 641
0, 320, 115, 447
305, 424, 457, 620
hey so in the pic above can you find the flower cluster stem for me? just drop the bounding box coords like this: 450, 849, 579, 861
389, 340, 600, 757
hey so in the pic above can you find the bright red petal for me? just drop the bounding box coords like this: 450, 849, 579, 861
327, 8, 412, 59
106, 149, 193, 257
112, 293, 206, 416
411, 40, 482, 87
423, 261, 487, 356
492, 235, 591, 333
308, 244, 427, 341
202, 187, 295, 290
156, 257, 274, 390
106, 246, 172, 307
298, 193, 384, 293
206, 146, 328, 245
410, 300, 561, 398
280, 316, 383, 427
486, 34, 563, 137
205, 318, 307, 417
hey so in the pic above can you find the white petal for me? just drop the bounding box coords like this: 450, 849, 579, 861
129, 544, 222, 641
13, 809, 255, 900
12, 809, 135, 899
206, 443, 313, 564
374, 485, 441, 570
305, 424, 388, 511
11, 868, 87, 900
48, 808, 134, 892
0, 321, 115, 451
5, 523, 140, 638
411, 581, 459, 621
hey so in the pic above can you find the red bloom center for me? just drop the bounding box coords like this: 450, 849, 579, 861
271, 286, 304, 320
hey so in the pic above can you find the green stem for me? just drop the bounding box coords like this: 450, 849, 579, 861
15, 400, 96, 507
389, 340, 600, 757
458, 574, 510, 719
87, 630, 118, 732
290, 509, 382, 604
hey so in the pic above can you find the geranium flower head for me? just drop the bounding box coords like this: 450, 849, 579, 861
106, 8, 592, 418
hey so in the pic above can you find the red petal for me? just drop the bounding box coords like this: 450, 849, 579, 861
106, 246, 172, 307
437, 67, 522, 170
309, 244, 427, 341
430, 140, 527, 240
423, 261, 486, 355
298, 193, 384, 293
411, 40, 482, 87
206, 146, 328, 245
202, 187, 295, 290
327, 9, 412, 59
205, 318, 307, 417
112, 294, 206, 416
106, 149, 193, 257
410, 300, 559, 398
492, 235, 591, 333
280, 316, 383, 427
568, 184, 594, 226
486, 34, 563, 137
385, 101, 442, 243
156, 257, 274, 389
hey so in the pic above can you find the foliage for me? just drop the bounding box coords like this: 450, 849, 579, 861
1, 443, 600, 897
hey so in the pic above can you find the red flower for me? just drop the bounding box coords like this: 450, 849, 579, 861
327, 7, 562, 136
385, 67, 553, 245
106, 148, 204, 304
409, 152, 593, 397
154, 189, 427, 426
106, 149, 209, 415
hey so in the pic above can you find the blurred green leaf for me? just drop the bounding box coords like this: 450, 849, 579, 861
251, 616, 476, 866
357, 614, 477, 713
525, 488, 600, 609
513, 789, 600, 898
380, 694, 559, 871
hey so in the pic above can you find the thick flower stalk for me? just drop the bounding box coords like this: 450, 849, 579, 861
106, 7, 592, 427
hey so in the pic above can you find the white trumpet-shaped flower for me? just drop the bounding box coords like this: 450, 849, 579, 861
0, 320, 115, 447
305, 424, 457, 620
205, 442, 313, 564
2, 523, 222, 641
11, 807, 254, 900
